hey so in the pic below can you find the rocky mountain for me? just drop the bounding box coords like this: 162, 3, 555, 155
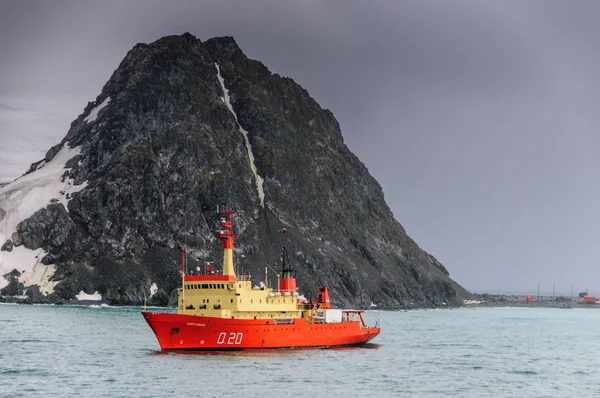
0, 33, 470, 308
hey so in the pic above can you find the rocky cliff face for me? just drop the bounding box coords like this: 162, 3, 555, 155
0, 33, 470, 308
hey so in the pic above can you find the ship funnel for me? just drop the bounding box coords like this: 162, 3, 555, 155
317, 287, 331, 309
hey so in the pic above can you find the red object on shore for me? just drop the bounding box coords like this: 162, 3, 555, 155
583, 296, 597, 303
526, 296, 532, 302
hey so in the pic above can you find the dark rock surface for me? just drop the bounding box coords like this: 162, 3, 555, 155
1, 269, 24, 296
17, 203, 77, 258
1, 239, 12, 252
11, 232, 22, 247
7, 33, 470, 308
44, 143, 64, 162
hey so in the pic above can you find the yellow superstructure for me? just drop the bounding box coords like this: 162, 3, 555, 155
178, 275, 304, 320
177, 206, 307, 320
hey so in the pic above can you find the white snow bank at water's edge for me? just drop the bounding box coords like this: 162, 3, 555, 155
84, 97, 111, 123
0, 143, 87, 292
76, 290, 102, 301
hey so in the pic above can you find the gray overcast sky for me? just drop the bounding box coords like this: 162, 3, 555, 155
1, 0, 599, 294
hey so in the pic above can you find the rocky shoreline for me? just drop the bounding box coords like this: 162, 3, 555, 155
8, 290, 597, 311
0, 289, 468, 311
0, 291, 461, 310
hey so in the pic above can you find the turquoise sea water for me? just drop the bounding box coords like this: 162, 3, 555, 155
1, 304, 599, 397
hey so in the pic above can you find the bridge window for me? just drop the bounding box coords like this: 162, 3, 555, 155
231, 299, 233, 303
202, 284, 208, 289
221, 284, 224, 289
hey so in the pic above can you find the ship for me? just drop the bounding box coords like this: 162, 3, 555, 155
142, 205, 381, 350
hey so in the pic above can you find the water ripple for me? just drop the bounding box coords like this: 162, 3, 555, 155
2, 306, 600, 396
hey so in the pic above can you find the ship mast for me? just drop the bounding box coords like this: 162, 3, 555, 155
181, 250, 185, 314
278, 229, 297, 292
280, 229, 292, 276
219, 204, 236, 277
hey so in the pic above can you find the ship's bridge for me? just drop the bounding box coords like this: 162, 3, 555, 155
178, 273, 303, 320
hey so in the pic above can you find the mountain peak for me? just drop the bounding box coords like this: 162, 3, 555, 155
0, 33, 469, 307
205, 35, 240, 48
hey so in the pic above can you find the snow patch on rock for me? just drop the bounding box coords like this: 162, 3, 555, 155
0, 246, 58, 294
84, 97, 111, 124
0, 143, 87, 291
215, 63, 265, 207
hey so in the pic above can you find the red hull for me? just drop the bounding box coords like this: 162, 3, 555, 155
143, 312, 380, 350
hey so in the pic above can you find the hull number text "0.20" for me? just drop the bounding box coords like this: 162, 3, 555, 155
216, 332, 243, 345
